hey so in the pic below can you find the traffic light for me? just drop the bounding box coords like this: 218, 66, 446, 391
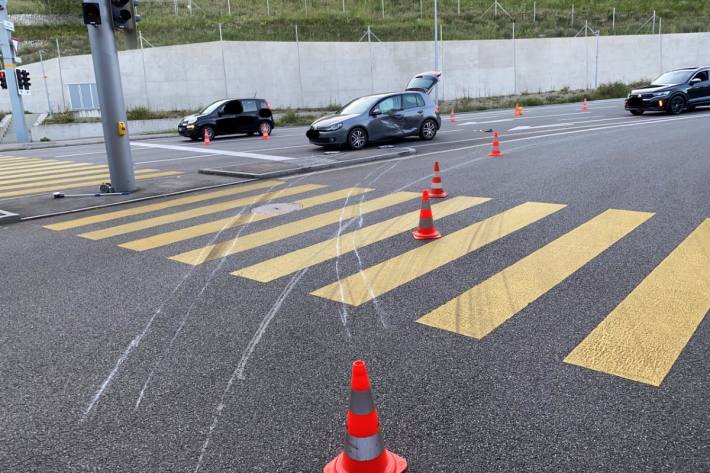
82, 2, 101, 25
110, 0, 139, 31
0, 71, 6, 90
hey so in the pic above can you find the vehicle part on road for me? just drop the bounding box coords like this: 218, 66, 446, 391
488, 131, 503, 157
203, 127, 212, 145
53, 191, 130, 198
251, 202, 302, 216
480, 128, 494, 133
99, 182, 115, 193
625, 67, 710, 116
667, 95, 686, 115
323, 360, 407, 473
428, 161, 448, 198
412, 190, 441, 240
348, 127, 368, 150
419, 119, 438, 141
582, 97, 589, 112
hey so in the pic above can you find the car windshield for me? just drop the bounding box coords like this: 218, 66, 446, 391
200, 100, 228, 115
338, 96, 380, 115
651, 71, 692, 86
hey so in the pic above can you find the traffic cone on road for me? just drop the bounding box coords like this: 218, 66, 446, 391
261, 129, 270, 140
428, 161, 448, 198
412, 190, 441, 240
582, 97, 589, 112
487, 130, 503, 157
515, 104, 523, 117
449, 107, 456, 123
435, 104, 441, 114
324, 360, 408, 473
203, 128, 211, 145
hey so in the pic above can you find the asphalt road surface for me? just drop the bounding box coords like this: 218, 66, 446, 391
1, 100, 709, 472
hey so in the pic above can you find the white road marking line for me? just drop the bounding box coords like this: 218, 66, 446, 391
134, 154, 215, 164
458, 111, 601, 126
131, 141, 293, 161
509, 116, 629, 131
55, 148, 151, 158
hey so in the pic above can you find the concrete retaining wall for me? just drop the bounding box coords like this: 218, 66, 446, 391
7, 33, 710, 112
31, 118, 176, 141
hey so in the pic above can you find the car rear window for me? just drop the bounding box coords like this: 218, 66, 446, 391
403, 94, 421, 109
241, 100, 258, 112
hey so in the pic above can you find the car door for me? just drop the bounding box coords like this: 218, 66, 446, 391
236, 99, 259, 133
401, 93, 426, 135
405, 71, 441, 95
216, 100, 242, 135
367, 95, 404, 141
688, 70, 710, 104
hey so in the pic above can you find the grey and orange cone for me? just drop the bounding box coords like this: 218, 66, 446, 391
324, 360, 407, 473
428, 161, 448, 198
449, 107, 456, 123
203, 128, 211, 145
412, 190, 441, 240
582, 97, 589, 112
261, 129, 270, 140
488, 130, 503, 157
514, 104, 523, 117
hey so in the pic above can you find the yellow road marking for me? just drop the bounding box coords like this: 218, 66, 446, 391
0, 166, 110, 184
78, 184, 325, 240
311, 202, 566, 306
44, 180, 285, 231
0, 160, 69, 171
0, 157, 43, 165
0, 171, 180, 198
417, 208, 653, 339
119, 187, 373, 251
169, 191, 419, 266
0, 168, 160, 191
0, 163, 104, 179
564, 219, 710, 386
234, 196, 491, 282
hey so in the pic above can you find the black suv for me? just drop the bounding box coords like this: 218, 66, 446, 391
178, 98, 274, 141
625, 67, 710, 115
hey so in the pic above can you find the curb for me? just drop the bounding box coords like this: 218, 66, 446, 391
0, 209, 20, 224
198, 147, 417, 179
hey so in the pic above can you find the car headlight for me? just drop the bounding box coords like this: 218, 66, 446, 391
320, 122, 343, 132
652, 91, 670, 97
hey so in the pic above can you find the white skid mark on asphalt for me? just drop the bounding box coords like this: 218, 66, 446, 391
131, 141, 294, 161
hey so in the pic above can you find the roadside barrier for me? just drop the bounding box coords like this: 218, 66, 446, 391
428, 161, 448, 198
488, 130, 503, 157
324, 360, 408, 473
412, 190, 441, 240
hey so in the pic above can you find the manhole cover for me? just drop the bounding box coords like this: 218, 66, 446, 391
251, 202, 302, 216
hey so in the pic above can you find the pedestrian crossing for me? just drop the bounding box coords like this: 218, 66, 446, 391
0, 155, 180, 198
43, 180, 709, 387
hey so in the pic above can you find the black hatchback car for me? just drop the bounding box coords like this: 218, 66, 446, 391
178, 98, 274, 141
625, 67, 710, 115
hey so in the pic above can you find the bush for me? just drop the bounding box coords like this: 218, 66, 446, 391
127, 106, 151, 120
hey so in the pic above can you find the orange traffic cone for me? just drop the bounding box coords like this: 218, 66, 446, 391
449, 107, 456, 123
412, 190, 441, 240
435, 104, 441, 114
324, 360, 407, 473
428, 161, 448, 198
488, 130, 503, 157
582, 97, 589, 112
515, 104, 523, 117
261, 129, 270, 140
203, 128, 211, 145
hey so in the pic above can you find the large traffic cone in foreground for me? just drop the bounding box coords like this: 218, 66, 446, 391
412, 190, 441, 240
488, 130, 503, 157
428, 161, 448, 198
449, 107, 456, 123
203, 128, 212, 145
582, 97, 589, 112
514, 104, 523, 117
324, 360, 407, 473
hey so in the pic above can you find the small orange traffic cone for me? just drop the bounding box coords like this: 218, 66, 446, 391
449, 107, 456, 123
261, 129, 270, 140
582, 97, 589, 112
488, 130, 503, 157
203, 128, 211, 145
412, 190, 441, 240
435, 104, 441, 114
428, 161, 448, 198
515, 104, 523, 117
324, 360, 407, 473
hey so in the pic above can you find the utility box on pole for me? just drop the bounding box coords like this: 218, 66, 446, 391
82, 0, 136, 192
0, 0, 30, 143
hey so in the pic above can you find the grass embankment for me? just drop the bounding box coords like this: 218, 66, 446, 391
16, 1, 710, 63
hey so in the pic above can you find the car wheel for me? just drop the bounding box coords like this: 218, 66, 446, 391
667, 95, 685, 115
347, 127, 368, 150
419, 119, 438, 140
201, 126, 215, 141
630, 110, 644, 116
258, 121, 272, 136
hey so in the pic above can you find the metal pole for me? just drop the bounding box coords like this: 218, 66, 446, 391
0, 0, 29, 142
659, 17, 663, 73
38, 50, 53, 113
83, 0, 136, 192
612, 7, 615, 31
440, 22, 444, 100
227, 0, 231, 15
188, 0, 192, 14
594, 31, 599, 88
56, 39, 66, 111
652, 10, 655, 34
420, 0, 422, 19
219, 23, 228, 97
267, 0, 271, 16
174, 0, 177, 15
457, 0, 460, 16
139, 31, 150, 109
513, 22, 517, 94
295, 25, 304, 107
381, 0, 384, 18
571, 4, 574, 27
533, 2, 536, 23
368, 26, 374, 94
341, 0, 344, 14
434, 0, 439, 104
494, 0, 497, 17
584, 20, 589, 90
304, 0, 307, 15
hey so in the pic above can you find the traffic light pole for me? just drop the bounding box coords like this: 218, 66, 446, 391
0, 0, 30, 143
83, 0, 136, 192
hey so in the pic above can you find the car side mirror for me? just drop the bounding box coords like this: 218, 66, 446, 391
370, 109, 382, 116
690, 78, 702, 85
